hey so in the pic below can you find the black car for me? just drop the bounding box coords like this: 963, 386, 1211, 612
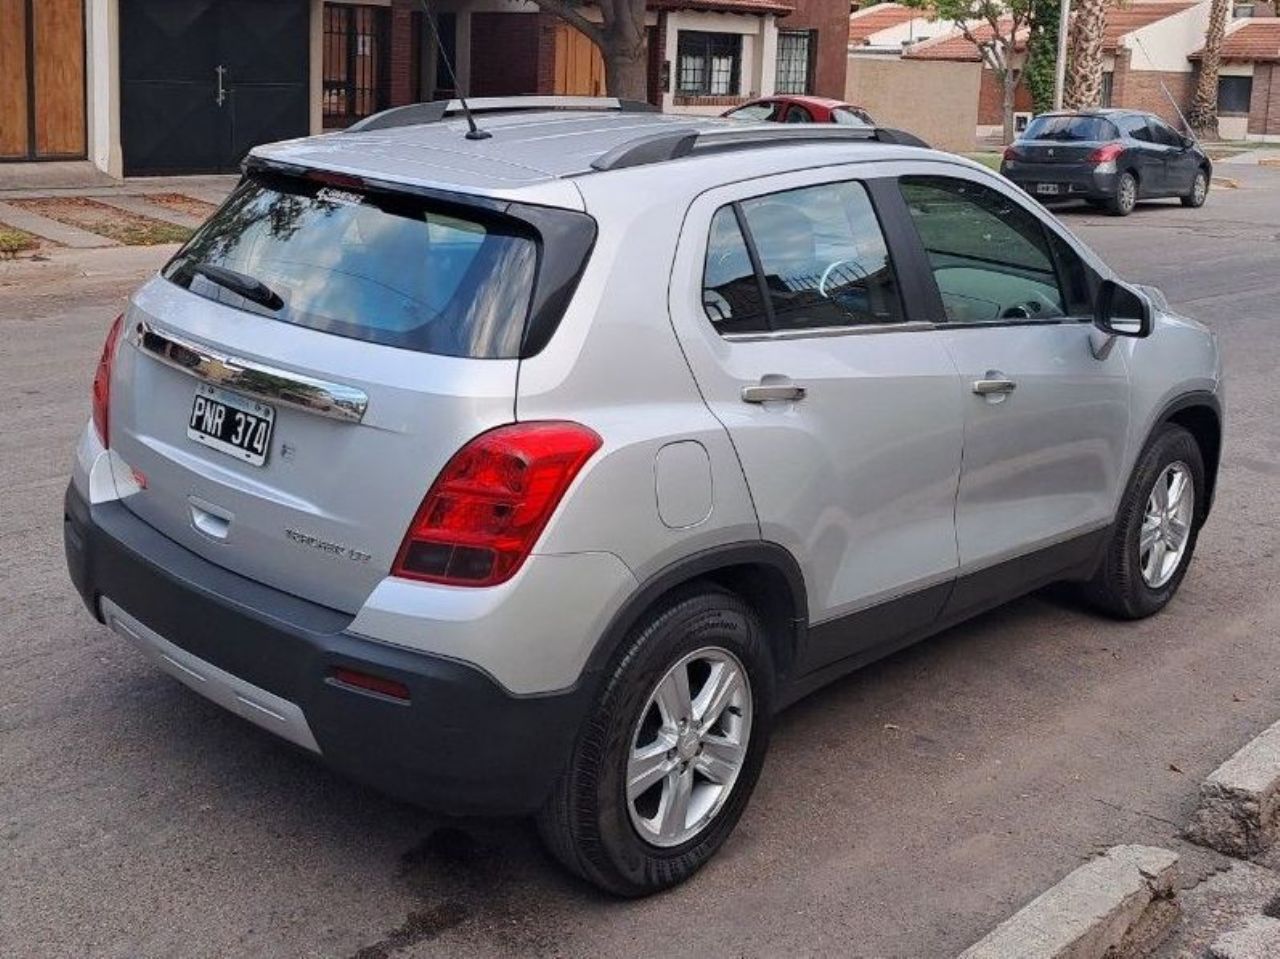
1000, 109, 1212, 216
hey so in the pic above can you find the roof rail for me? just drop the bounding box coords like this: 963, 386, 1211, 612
348, 96, 657, 133
590, 124, 931, 172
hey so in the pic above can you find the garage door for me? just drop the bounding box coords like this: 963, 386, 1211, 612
120, 0, 309, 175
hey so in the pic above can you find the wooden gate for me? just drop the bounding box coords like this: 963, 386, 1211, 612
553, 23, 605, 97
0, 0, 87, 161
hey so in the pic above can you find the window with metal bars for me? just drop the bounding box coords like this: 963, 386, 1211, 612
322, 3, 390, 128
676, 32, 741, 96
775, 30, 814, 95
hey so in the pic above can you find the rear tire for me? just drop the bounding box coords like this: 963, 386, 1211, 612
1181, 169, 1209, 208
1084, 424, 1205, 619
537, 587, 774, 896
1108, 171, 1138, 216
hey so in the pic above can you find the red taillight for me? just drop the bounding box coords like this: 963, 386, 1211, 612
392, 422, 602, 587
1088, 142, 1125, 165
1003, 145, 1022, 162
92, 314, 124, 447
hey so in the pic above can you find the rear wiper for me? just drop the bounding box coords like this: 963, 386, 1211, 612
191, 263, 284, 311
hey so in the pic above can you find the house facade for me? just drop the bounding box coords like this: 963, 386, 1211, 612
1, 0, 849, 178
1190, 17, 1280, 139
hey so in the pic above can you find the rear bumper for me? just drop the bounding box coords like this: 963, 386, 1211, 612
1001, 163, 1118, 200
63, 482, 592, 816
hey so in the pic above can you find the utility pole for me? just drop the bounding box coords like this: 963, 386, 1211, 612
1053, 0, 1071, 109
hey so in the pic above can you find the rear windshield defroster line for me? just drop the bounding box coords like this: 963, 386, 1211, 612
164, 169, 596, 360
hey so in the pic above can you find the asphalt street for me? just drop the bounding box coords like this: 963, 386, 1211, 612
2, 168, 1279, 959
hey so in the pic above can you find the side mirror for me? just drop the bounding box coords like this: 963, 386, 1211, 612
1181, 135, 1196, 149
1095, 279, 1153, 338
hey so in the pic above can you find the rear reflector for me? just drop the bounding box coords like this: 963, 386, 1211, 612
92, 314, 125, 447
392, 421, 602, 587
331, 667, 411, 702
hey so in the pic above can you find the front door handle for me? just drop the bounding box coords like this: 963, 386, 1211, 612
972, 376, 1017, 396
215, 65, 227, 106
742, 378, 806, 404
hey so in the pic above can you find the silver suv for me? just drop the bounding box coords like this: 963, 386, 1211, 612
64, 98, 1224, 896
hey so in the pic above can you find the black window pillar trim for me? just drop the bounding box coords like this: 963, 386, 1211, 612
864, 177, 947, 323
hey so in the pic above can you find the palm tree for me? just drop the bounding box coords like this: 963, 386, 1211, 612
1189, 0, 1231, 137
1064, 0, 1108, 109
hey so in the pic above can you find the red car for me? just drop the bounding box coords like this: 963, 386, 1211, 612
722, 95, 874, 126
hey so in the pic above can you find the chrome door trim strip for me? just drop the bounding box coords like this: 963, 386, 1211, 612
134, 322, 369, 424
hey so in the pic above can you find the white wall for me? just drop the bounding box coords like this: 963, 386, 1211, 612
85, 0, 120, 176
1125, 1, 1212, 72
664, 10, 778, 113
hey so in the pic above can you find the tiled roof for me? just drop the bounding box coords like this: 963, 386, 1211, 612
903, 21, 1028, 61
651, 0, 794, 13
849, 3, 920, 44
1190, 19, 1280, 61
1103, 1, 1197, 51
902, 1, 1197, 62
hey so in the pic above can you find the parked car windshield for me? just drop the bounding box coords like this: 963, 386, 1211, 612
1023, 115, 1120, 142
163, 172, 539, 359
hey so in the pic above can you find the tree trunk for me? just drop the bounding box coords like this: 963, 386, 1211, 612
1189, 0, 1230, 138
1064, 0, 1107, 109
603, 43, 649, 101
1002, 70, 1017, 144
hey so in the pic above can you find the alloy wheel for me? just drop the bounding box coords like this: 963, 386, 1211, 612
1139, 461, 1195, 588
626, 646, 753, 848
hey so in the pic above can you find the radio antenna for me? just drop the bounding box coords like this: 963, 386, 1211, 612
418, 0, 491, 140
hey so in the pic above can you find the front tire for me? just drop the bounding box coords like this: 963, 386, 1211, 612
1182, 169, 1209, 208
1108, 171, 1138, 216
1085, 424, 1205, 619
537, 587, 774, 896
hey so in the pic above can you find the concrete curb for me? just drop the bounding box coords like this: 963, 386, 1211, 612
957, 845, 1179, 959
1187, 718, 1280, 858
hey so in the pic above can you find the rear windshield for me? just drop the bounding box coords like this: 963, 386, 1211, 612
1022, 115, 1120, 142
163, 172, 539, 359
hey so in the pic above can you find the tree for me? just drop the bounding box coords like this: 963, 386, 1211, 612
1063, 0, 1107, 109
1023, 0, 1061, 115
1189, 0, 1231, 137
530, 0, 649, 101
906, 0, 1037, 143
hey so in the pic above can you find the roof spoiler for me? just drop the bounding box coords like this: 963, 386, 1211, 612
347, 96, 658, 133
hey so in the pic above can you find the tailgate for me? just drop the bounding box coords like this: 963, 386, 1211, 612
112, 279, 517, 613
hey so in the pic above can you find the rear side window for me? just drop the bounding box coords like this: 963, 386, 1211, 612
701, 179, 904, 334
1023, 115, 1120, 142
164, 173, 539, 359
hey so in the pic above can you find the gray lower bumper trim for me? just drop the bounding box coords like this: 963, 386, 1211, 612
101, 598, 322, 754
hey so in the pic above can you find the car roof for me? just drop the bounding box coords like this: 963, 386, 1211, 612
250, 108, 924, 206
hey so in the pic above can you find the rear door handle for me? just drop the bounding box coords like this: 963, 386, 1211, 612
972, 377, 1017, 396
742, 380, 806, 404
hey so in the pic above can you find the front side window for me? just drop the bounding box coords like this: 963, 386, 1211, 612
702, 179, 904, 333
1116, 114, 1154, 142
784, 105, 813, 123
832, 106, 872, 126
1148, 118, 1185, 146
677, 32, 741, 96
901, 175, 1086, 324
775, 30, 814, 95
726, 101, 782, 122
165, 172, 539, 358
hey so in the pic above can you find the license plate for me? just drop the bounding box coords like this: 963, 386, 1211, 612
1036, 183, 1061, 196
187, 384, 275, 467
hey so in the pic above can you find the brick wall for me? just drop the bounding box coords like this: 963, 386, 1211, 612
1249, 62, 1280, 135
469, 12, 557, 97
1110, 49, 1195, 128
389, 0, 416, 106
777, 0, 850, 99
977, 68, 1033, 125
